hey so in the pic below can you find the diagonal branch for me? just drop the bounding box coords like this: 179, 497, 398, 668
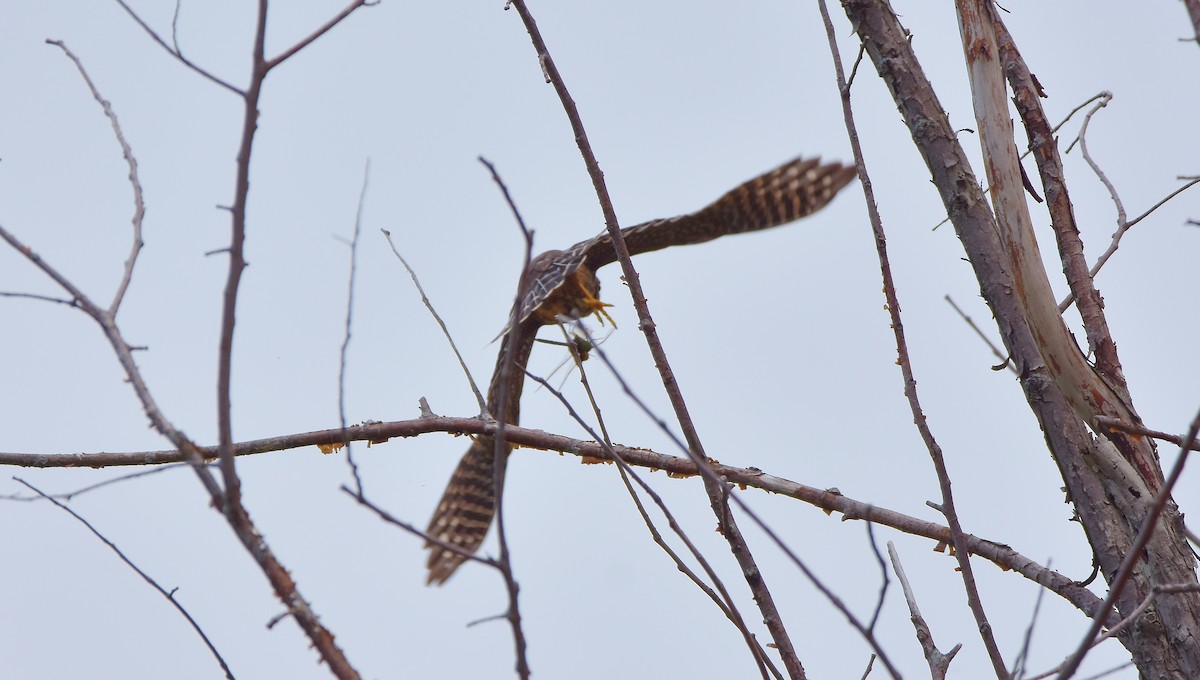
504, 2, 805, 676
111, 0, 243, 95
16, 478, 236, 679
264, 0, 377, 71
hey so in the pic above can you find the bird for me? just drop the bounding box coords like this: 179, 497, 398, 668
424, 156, 857, 584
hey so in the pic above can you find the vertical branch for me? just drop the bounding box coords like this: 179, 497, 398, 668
478, 157, 536, 680
339, 161, 370, 496
817, 3, 1007, 675
215, 0, 268, 513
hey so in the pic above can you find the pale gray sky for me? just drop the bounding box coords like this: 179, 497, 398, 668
1, 2, 1196, 678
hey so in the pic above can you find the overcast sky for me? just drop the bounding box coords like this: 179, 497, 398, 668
2, 2, 1197, 679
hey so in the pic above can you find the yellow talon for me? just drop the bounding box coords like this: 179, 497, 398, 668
578, 287, 617, 328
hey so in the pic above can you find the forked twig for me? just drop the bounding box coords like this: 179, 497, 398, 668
112, 0, 242, 95
887, 542, 960, 679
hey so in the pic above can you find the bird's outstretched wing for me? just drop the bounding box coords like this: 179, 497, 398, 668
513, 156, 857, 326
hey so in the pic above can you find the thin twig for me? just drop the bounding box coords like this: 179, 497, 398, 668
858, 655, 876, 680
0, 463, 196, 502
1052, 91, 1116, 314
44, 40, 145, 316
170, 0, 183, 54
1071, 95, 1121, 222
16, 478, 235, 679
0, 291, 80, 307
865, 523, 890, 633
212, 0, 270, 528
264, 0, 377, 71
381, 231, 486, 413
111, 0, 243, 95
1062, 174, 1200, 312
944, 295, 1016, 373
339, 161, 370, 496
1126, 176, 1200, 229
340, 484, 500, 574
1010, 560, 1049, 679
1094, 415, 1200, 452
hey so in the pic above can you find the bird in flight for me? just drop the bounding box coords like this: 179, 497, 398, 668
425, 156, 857, 585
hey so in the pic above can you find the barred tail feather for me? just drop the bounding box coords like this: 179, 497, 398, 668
425, 439, 504, 585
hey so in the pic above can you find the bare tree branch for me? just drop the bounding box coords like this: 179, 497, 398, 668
1095, 415, 1200, 452
887, 541, 960, 680
381, 230, 487, 413
339, 161, 370, 495
0, 413, 1112, 624
44, 40, 145, 316
0, 291, 80, 307
944, 295, 1016, 373
15, 478, 236, 679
